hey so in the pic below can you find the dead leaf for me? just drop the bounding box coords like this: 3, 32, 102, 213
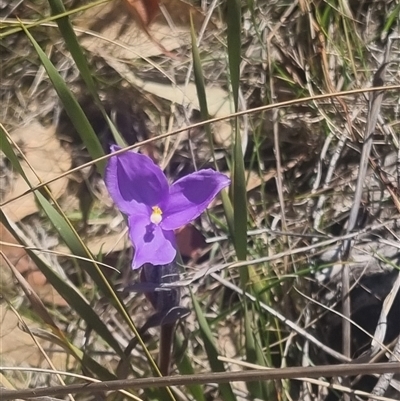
121, 0, 178, 57
0, 223, 32, 276
160, 0, 209, 28
123, 0, 160, 27
1, 122, 71, 222
97, 55, 234, 143
0, 222, 67, 306
74, 1, 234, 144
3, 251, 59, 328
75, 0, 210, 60
0, 303, 68, 371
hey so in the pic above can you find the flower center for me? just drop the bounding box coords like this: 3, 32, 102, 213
150, 206, 163, 224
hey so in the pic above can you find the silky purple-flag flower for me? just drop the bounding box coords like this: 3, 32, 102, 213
105, 145, 230, 269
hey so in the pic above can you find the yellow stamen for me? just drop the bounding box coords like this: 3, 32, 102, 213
150, 206, 163, 224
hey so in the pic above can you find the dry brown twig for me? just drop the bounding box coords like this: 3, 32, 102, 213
2, 85, 400, 210
340, 37, 394, 375
1, 363, 400, 400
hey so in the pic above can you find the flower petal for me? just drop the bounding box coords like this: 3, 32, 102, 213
160, 169, 230, 230
105, 145, 169, 214
128, 214, 177, 269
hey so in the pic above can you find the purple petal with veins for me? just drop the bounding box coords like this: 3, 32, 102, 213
105, 145, 169, 212
105, 148, 230, 269
128, 214, 177, 269
160, 169, 230, 231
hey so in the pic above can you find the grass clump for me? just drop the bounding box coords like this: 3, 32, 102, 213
1, 1, 400, 400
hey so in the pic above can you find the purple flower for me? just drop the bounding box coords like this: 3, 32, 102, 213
105, 145, 230, 269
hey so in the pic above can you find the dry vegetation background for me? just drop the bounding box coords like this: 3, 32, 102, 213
1, 0, 400, 400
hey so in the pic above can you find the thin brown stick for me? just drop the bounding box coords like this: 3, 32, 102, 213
2, 85, 400, 209
1, 363, 399, 400
340, 44, 393, 375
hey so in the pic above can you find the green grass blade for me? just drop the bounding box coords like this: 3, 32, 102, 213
381, 2, 400, 40
190, 17, 235, 240
0, 46, 111, 314
0, 210, 123, 371
190, 19, 210, 125
47, 0, 97, 95
0, 126, 28, 179
0, 128, 124, 357
226, 5, 258, 398
226, 0, 241, 111
0, 126, 170, 387
226, 0, 247, 262
191, 290, 237, 401
20, 22, 106, 173
0, 0, 109, 39
47, 0, 127, 147
232, 119, 248, 262
243, 304, 265, 397
175, 334, 206, 401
